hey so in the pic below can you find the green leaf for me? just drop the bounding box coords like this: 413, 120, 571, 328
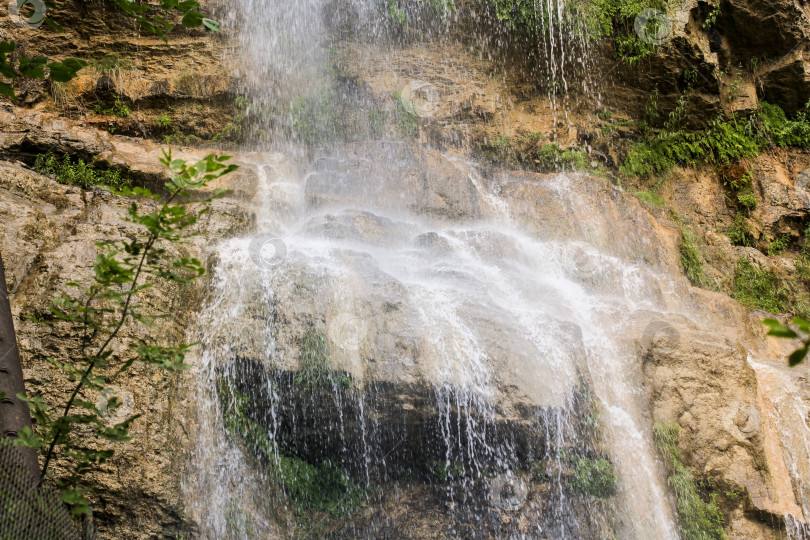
0, 62, 17, 79
792, 317, 810, 333
763, 318, 798, 338
202, 18, 221, 32
18, 56, 48, 79
60, 488, 91, 515
47, 58, 88, 82
177, 0, 200, 10
181, 10, 204, 27
767, 326, 798, 338
15, 426, 44, 450
43, 17, 63, 31
789, 347, 808, 367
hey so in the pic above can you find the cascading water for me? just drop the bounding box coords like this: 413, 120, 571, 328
181, 1, 760, 538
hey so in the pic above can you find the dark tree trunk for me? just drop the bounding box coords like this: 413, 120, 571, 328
0, 252, 40, 481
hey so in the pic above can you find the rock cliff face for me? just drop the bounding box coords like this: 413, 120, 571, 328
0, 0, 241, 143
0, 141, 260, 537
1, 0, 810, 538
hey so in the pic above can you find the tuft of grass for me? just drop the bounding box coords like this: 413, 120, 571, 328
34, 153, 130, 191
680, 227, 705, 287
726, 214, 754, 247
736, 189, 757, 209
156, 113, 172, 129
290, 94, 338, 145
653, 423, 726, 540
296, 325, 332, 392
94, 96, 131, 118
162, 133, 201, 146
425, 459, 466, 483
533, 143, 588, 172
392, 90, 419, 139
636, 189, 666, 207
294, 325, 351, 392
92, 54, 134, 76
767, 235, 790, 256
733, 257, 786, 313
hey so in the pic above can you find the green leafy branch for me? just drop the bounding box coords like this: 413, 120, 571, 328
763, 318, 810, 366
0, 41, 86, 99
15, 151, 237, 514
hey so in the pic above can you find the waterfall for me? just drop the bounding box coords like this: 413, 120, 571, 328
181, 1, 695, 538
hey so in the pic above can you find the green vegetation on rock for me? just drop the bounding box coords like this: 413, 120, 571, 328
425, 459, 466, 483
635, 189, 665, 207
17, 153, 237, 515
622, 102, 810, 178
91, 54, 134, 76
217, 375, 365, 515
679, 227, 705, 287
34, 153, 131, 191
653, 423, 726, 540
725, 214, 754, 247
733, 257, 786, 314
567, 454, 617, 498
488, 136, 590, 173
295, 325, 351, 392
392, 91, 420, 138
94, 96, 132, 118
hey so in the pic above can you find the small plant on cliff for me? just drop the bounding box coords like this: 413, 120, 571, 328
622, 101, 810, 179
16, 151, 237, 514
635, 189, 665, 207
732, 257, 787, 314
679, 227, 705, 287
736, 189, 757, 210
290, 93, 339, 145
767, 235, 790, 256
296, 325, 332, 392
295, 325, 351, 392
653, 423, 726, 540
392, 90, 419, 139
567, 454, 617, 498
379, 0, 456, 27
94, 96, 131, 117
91, 54, 134, 77
725, 214, 754, 247
156, 113, 172, 129
34, 152, 131, 191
